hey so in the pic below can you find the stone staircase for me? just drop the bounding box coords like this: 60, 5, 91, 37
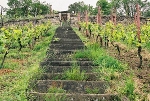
28, 27, 120, 101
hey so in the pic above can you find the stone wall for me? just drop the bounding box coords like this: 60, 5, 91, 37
0, 15, 149, 27
70, 15, 149, 26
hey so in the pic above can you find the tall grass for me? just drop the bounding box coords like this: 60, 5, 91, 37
63, 63, 87, 81
73, 28, 136, 100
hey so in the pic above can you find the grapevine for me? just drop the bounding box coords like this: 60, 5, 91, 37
0, 21, 51, 68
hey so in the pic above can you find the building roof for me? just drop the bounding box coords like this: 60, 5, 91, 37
58, 11, 70, 13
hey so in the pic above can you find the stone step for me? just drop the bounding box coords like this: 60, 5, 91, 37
53, 33, 81, 39
50, 43, 84, 47
41, 66, 97, 73
29, 92, 120, 101
41, 61, 96, 66
47, 49, 78, 54
44, 57, 73, 61
44, 57, 91, 62
50, 46, 84, 50
52, 38, 82, 42
50, 45, 84, 50
45, 50, 74, 59
51, 41, 84, 45
33, 80, 108, 94
40, 73, 99, 81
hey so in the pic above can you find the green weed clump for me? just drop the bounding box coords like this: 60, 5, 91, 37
75, 43, 127, 72
145, 42, 150, 51
45, 86, 66, 101
45, 94, 66, 101
73, 43, 136, 100
118, 77, 136, 101
48, 87, 66, 93
85, 87, 99, 94
74, 26, 138, 100
63, 64, 87, 81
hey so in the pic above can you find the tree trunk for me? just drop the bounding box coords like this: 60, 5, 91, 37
99, 36, 103, 46
111, 42, 120, 55
0, 51, 9, 68
138, 46, 142, 68
18, 38, 23, 51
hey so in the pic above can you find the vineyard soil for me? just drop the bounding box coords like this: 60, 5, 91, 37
74, 27, 150, 100
0, 69, 14, 76
106, 44, 150, 94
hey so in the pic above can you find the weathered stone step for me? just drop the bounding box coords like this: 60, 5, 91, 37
53, 33, 81, 38
45, 56, 91, 61
29, 92, 120, 101
40, 73, 99, 81
52, 38, 82, 42
45, 56, 78, 61
44, 57, 73, 61
55, 32, 78, 35
46, 50, 74, 56
47, 49, 78, 53
42, 66, 96, 73
50, 46, 84, 50
33, 80, 108, 94
45, 57, 91, 62
51, 41, 84, 45
41, 61, 96, 66
46, 50, 74, 58
50, 43, 84, 47
50, 45, 84, 50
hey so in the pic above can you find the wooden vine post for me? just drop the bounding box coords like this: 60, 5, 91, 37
111, 8, 120, 55
85, 10, 88, 37
53, 10, 55, 18
97, 6, 103, 46
111, 8, 116, 26
78, 12, 81, 31
0, 5, 4, 27
97, 6, 102, 26
135, 4, 142, 68
50, 5, 52, 16
135, 4, 141, 43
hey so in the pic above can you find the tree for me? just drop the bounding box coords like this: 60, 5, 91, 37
31, 1, 50, 16
68, 1, 89, 14
96, 0, 111, 15
110, 0, 150, 17
7, 0, 50, 18
20, 0, 32, 16
7, 0, 20, 17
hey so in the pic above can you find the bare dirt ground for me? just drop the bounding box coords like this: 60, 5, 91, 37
0, 69, 14, 76
106, 43, 150, 100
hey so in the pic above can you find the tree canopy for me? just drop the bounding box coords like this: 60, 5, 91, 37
7, 0, 51, 18
5, 0, 150, 17
68, 0, 150, 17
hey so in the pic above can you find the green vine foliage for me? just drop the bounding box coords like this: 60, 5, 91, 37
0, 21, 51, 67
79, 21, 150, 48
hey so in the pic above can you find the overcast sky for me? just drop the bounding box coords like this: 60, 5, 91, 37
0, 0, 97, 11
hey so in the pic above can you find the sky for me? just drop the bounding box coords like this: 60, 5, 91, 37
0, 0, 98, 11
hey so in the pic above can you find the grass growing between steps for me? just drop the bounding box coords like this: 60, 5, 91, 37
62, 63, 87, 81
0, 26, 57, 101
73, 27, 141, 101
48, 87, 66, 93
74, 43, 136, 100
45, 93, 66, 101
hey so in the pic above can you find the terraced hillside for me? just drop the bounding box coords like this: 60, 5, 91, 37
28, 27, 120, 101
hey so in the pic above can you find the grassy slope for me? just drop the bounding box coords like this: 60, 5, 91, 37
73, 27, 149, 101
0, 25, 57, 101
